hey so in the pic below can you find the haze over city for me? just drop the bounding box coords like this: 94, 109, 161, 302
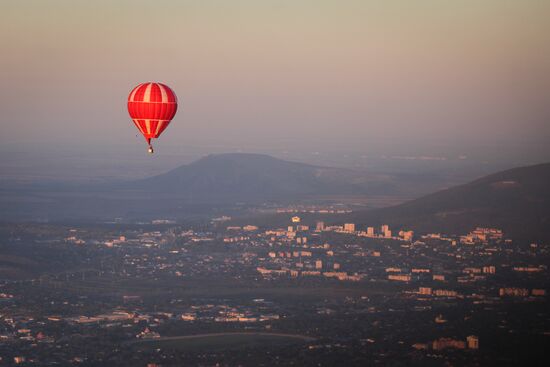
0, 1, 549, 366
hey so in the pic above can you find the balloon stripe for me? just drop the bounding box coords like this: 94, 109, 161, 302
154, 120, 163, 136
159, 83, 168, 103
129, 85, 139, 102
143, 83, 152, 103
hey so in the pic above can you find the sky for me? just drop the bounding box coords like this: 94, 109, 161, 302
1, 0, 550, 176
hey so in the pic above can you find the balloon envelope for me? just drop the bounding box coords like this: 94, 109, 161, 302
127, 82, 178, 144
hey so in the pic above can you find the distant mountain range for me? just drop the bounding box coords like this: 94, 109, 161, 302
342, 162, 550, 242
2, 153, 548, 241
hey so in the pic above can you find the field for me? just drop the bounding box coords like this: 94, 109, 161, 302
131, 332, 315, 351
24, 275, 406, 302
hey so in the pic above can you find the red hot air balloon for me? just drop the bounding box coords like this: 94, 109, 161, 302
127, 82, 178, 153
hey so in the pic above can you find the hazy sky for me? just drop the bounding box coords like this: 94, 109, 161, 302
1, 0, 550, 161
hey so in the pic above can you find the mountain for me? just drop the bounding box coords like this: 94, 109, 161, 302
2, 154, 548, 233
126, 153, 395, 201
343, 162, 550, 242
0, 154, 401, 221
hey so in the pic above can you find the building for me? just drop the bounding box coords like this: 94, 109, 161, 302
302, 271, 321, 276
291, 216, 301, 223
399, 230, 414, 241
385, 267, 402, 273
343, 223, 355, 232
471, 227, 503, 241
315, 260, 323, 270
499, 288, 529, 297
435, 314, 447, 323
181, 313, 196, 321
433, 289, 457, 297
532, 289, 546, 296
462, 227, 503, 244
412, 268, 430, 273
379, 224, 392, 237
323, 272, 361, 281
316, 221, 325, 231
513, 266, 543, 272
412, 343, 428, 350
467, 335, 479, 349
378, 224, 391, 238
388, 274, 411, 282
432, 338, 466, 350
418, 287, 432, 295
367, 227, 375, 236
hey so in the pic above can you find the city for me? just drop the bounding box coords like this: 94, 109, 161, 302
0, 215, 547, 366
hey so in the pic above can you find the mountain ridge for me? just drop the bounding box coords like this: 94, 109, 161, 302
342, 162, 550, 241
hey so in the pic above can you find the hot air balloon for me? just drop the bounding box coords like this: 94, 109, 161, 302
127, 82, 178, 154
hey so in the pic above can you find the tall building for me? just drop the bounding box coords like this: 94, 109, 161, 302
467, 335, 479, 349
316, 221, 325, 231
344, 223, 355, 232
379, 225, 391, 238
367, 227, 375, 236
315, 260, 323, 269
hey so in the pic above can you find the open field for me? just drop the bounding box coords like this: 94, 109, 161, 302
131, 332, 315, 351
25, 276, 406, 301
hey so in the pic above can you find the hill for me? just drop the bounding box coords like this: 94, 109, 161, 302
0, 153, 401, 221
343, 162, 550, 242
126, 153, 395, 201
